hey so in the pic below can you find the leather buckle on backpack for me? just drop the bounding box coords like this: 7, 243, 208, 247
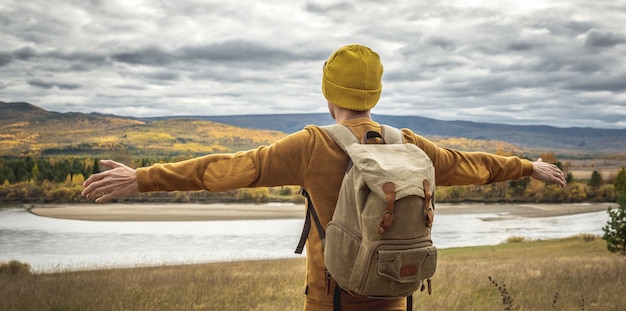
423, 180, 434, 228
379, 182, 396, 235
378, 210, 394, 234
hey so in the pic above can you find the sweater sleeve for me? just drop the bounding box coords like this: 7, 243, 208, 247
404, 131, 534, 186
136, 129, 315, 193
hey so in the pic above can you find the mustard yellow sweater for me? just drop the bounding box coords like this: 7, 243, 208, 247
136, 118, 534, 310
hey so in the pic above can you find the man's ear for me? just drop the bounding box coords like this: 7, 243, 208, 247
327, 101, 336, 120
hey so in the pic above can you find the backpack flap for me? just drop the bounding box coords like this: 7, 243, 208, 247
344, 143, 435, 201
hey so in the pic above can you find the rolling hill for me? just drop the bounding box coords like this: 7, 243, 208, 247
0, 102, 286, 157
146, 114, 626, 153
1, 101, 624, 158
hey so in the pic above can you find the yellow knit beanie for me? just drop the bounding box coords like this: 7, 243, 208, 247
322, 44, 383, 111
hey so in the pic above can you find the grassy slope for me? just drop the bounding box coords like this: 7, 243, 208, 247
1, 115, 287, 157
6, 102, 625, 158
1, 236, 624, 310
416, 237, 625, 310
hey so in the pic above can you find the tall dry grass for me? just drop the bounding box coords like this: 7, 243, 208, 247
413, 235, 626, 310
1, 236, 624, 310
0, 259, 305, 311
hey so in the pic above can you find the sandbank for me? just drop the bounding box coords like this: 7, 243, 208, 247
434, 202, 612, 219
28, 203, 304, 221
26, 202, 614, 222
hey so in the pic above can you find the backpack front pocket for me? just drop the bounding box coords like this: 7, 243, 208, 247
352, 239, 437, 297
378, 245, 437, 284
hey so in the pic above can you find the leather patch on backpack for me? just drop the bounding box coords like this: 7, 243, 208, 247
400, 265, 418, 277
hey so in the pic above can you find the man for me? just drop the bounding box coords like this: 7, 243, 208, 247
82, 44, 566, 310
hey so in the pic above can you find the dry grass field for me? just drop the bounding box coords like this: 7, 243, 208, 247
413, 236, 625, 310
1, 235, 624, 311
567, 159, 626, 180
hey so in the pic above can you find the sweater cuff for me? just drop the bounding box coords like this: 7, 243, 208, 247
136, 167, 156, 193
521, 159, 534, 177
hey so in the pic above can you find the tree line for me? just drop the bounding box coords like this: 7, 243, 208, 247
0, 157, 96, 184
0, 156, 623, 204
0, 156, 299, 204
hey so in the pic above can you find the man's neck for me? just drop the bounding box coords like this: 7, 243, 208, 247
333, 108, 372, 123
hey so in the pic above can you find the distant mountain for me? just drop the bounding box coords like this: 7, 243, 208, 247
2, 101, 625, 155
0, 101, 48, 117
144, 113, 626, 153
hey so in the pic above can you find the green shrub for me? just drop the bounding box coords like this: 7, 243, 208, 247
0, 260, 32, 275
505, 236, 527, 243
579, 233, 596, 242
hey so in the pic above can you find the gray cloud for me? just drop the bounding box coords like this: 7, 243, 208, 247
144, 72, 181, 81
112, 46, 174, 66
0, 52, 12, 66
28, 79, 81, 90
13, 46, 38, 60
177, 41, 301, 64
582, 29, 626, 48
305, 1, 354, 14
110, 40, 321, 69
564, 74, 626, 93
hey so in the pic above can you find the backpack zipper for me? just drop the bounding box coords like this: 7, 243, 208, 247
327, 219, 363, 243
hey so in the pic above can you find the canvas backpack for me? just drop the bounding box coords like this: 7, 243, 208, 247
295, 124, 437, 310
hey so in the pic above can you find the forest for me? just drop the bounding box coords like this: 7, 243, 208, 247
0, 154, 621, 205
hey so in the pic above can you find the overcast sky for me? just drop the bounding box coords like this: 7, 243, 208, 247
1, 0, 625, 129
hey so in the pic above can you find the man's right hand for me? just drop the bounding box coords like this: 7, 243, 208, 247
82, 160, 139, 203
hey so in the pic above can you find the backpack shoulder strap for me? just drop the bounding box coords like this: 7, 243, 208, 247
323, 124, 403, 147
381, 124, 404, 144
322, 123, 404, 147
320, 124, 359, 150
294, 188, 325, 254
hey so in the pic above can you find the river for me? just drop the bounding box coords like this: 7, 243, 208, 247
0, 204, 611, 273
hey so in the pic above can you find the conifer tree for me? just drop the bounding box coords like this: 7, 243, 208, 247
588, 170, 602, 191
615, 168, 626, 196
92, 158, 100, 175
602, 168, 626, 256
